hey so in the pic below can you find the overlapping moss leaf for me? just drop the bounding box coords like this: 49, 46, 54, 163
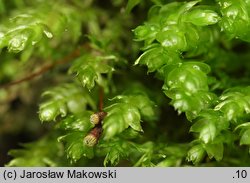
58, 131, 94, 162
6, 135, 66, 167
134, 0, 250, 165
69, 53, 117, 90
102, 91, 156, 140
39, 84, 96, 122
0, 1, 81, 60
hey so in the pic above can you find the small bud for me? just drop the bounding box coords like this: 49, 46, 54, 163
90, 114, 100, 125
84, 134, 98, 147
90, 111, 107, 125
39, 105, 57, 122
83, 125, 103, 147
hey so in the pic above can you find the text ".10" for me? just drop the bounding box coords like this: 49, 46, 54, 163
235, 170, 247, 179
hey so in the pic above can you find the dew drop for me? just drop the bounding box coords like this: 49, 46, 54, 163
8, 35, 28, 52
193, 65, 200, 70
32, 41, 37, 45
0, 32, 4, 38
43, 30, 53, 38
168, 80, 173, 86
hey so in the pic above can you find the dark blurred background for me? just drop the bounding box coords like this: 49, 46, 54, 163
0, 77, 55, 166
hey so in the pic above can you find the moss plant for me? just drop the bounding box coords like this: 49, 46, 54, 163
0, 0, 250, 167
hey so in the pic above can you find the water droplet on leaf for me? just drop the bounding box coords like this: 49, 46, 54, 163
43, 30, 53, 38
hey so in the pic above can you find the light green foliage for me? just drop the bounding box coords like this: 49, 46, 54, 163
126, 0, 142, 14
240, 129, 250, 145
133, 1, 219, 53
206, 142, 224, 161
0, 1, 81, 60
103, 91, 156, 139
58, 132, 94, 162
186, 144, 206, 164
215, 87, 250, 122
2, 0, 250, 167
135, 45, 181, 72
183, 9, 220, 26
134, 142, 189, 167
56, 111, 94, 132
134, 0, 250, 165
163, 62, 215, 119
191, 110, 228, 143
217, 0, 250, 41
103, 103, 142, 139
39, 84, 95, 122
109, 92, 156, 120
6, 135, 66, 167
235, 122, 250, 153
101, 139, 139, 166
69, 54, 117, 90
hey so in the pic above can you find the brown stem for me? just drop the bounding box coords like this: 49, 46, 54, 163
99, 86, 104, 111
89, 124, 103, 139
0, 44, 90, 89
84, 124, 103, 147
0, 63, 54, 89
90, 111, 107, 125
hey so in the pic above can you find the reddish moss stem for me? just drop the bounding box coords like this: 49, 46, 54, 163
0, 44, 90, 89
99, 86, 104, 111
